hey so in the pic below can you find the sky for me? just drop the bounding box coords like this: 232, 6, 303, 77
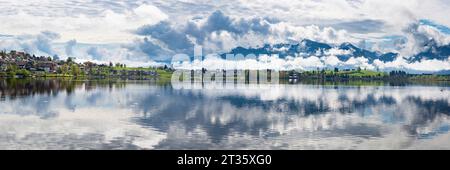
0, 0, 449, 71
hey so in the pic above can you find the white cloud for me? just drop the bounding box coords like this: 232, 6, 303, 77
399, 23, 450, 57
173, 55, 450, 72
324, 48, 352, 56
0, 4, 168, 43
373, 57, 450, 72
0, 87, 167, 149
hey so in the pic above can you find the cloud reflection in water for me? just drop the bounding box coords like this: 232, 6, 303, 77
0, 79, 449, 149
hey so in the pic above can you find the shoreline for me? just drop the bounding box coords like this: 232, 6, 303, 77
1, 75, 449, 87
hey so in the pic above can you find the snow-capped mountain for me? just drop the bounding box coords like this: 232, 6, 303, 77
221, 39, 450, 63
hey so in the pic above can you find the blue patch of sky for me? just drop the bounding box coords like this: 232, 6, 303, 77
419, 19, 450, 34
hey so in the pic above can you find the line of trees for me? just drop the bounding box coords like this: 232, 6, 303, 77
0, 64, 31, 77
389, 70, 407, 76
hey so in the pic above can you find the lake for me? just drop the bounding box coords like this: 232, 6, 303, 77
0, 79, 449, 150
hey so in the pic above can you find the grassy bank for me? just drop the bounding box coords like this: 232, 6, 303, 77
0, 67, 174, 80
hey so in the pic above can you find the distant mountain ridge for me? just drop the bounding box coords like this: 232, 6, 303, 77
411, 39, 450, 61
220, 39, 450, 63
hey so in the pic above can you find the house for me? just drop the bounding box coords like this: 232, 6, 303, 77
79, 66, 85, 73
143, 71, 156, 76
16, 61, 28, 69
289, 73, 298, 79
0, 60, 6, 71
83, 61, 96, 72
16, 51, 26, 57
36, 61, 57, 73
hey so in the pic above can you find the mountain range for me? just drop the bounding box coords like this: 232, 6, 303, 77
220, 39, 450, 63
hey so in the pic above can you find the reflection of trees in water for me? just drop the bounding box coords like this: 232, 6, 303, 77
83, 80, 128, 91
0, 79, 129, 100
0, 79, 78, 100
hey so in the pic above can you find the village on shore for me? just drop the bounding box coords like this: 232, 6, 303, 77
0, 50, 173, 79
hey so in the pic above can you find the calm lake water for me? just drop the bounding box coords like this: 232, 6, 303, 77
0, 79, 449, 150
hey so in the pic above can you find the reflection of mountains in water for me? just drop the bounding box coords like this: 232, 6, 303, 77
130, 85, 450, 146
0, 79, 449, 149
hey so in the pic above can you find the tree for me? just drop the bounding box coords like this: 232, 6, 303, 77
334, 67, 339, 72
58, 64, 69, 75
16, 69, 31, 77
109, 62, 113, 67
6, 64, 18, 72
66, 57, 74, 64
53, 54, 60, 61
6, 64, 18, 77
71, 64, 81, 76
57, 66, 63, 74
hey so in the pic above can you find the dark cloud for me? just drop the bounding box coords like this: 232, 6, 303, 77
403, 22, 443, 48
331, 19, 386, 33
87, 47, 103, 60
0, 34, 13, 38
401, 22, 446, 54
2, 31, 61, 55
400, 22, 450, 60
135, 21, 194, 54
135, 37, 174, 61
132, 10, 275, 61
35, 31, 60, 55
65, 39, 77, 56
185, 10, 272, 44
